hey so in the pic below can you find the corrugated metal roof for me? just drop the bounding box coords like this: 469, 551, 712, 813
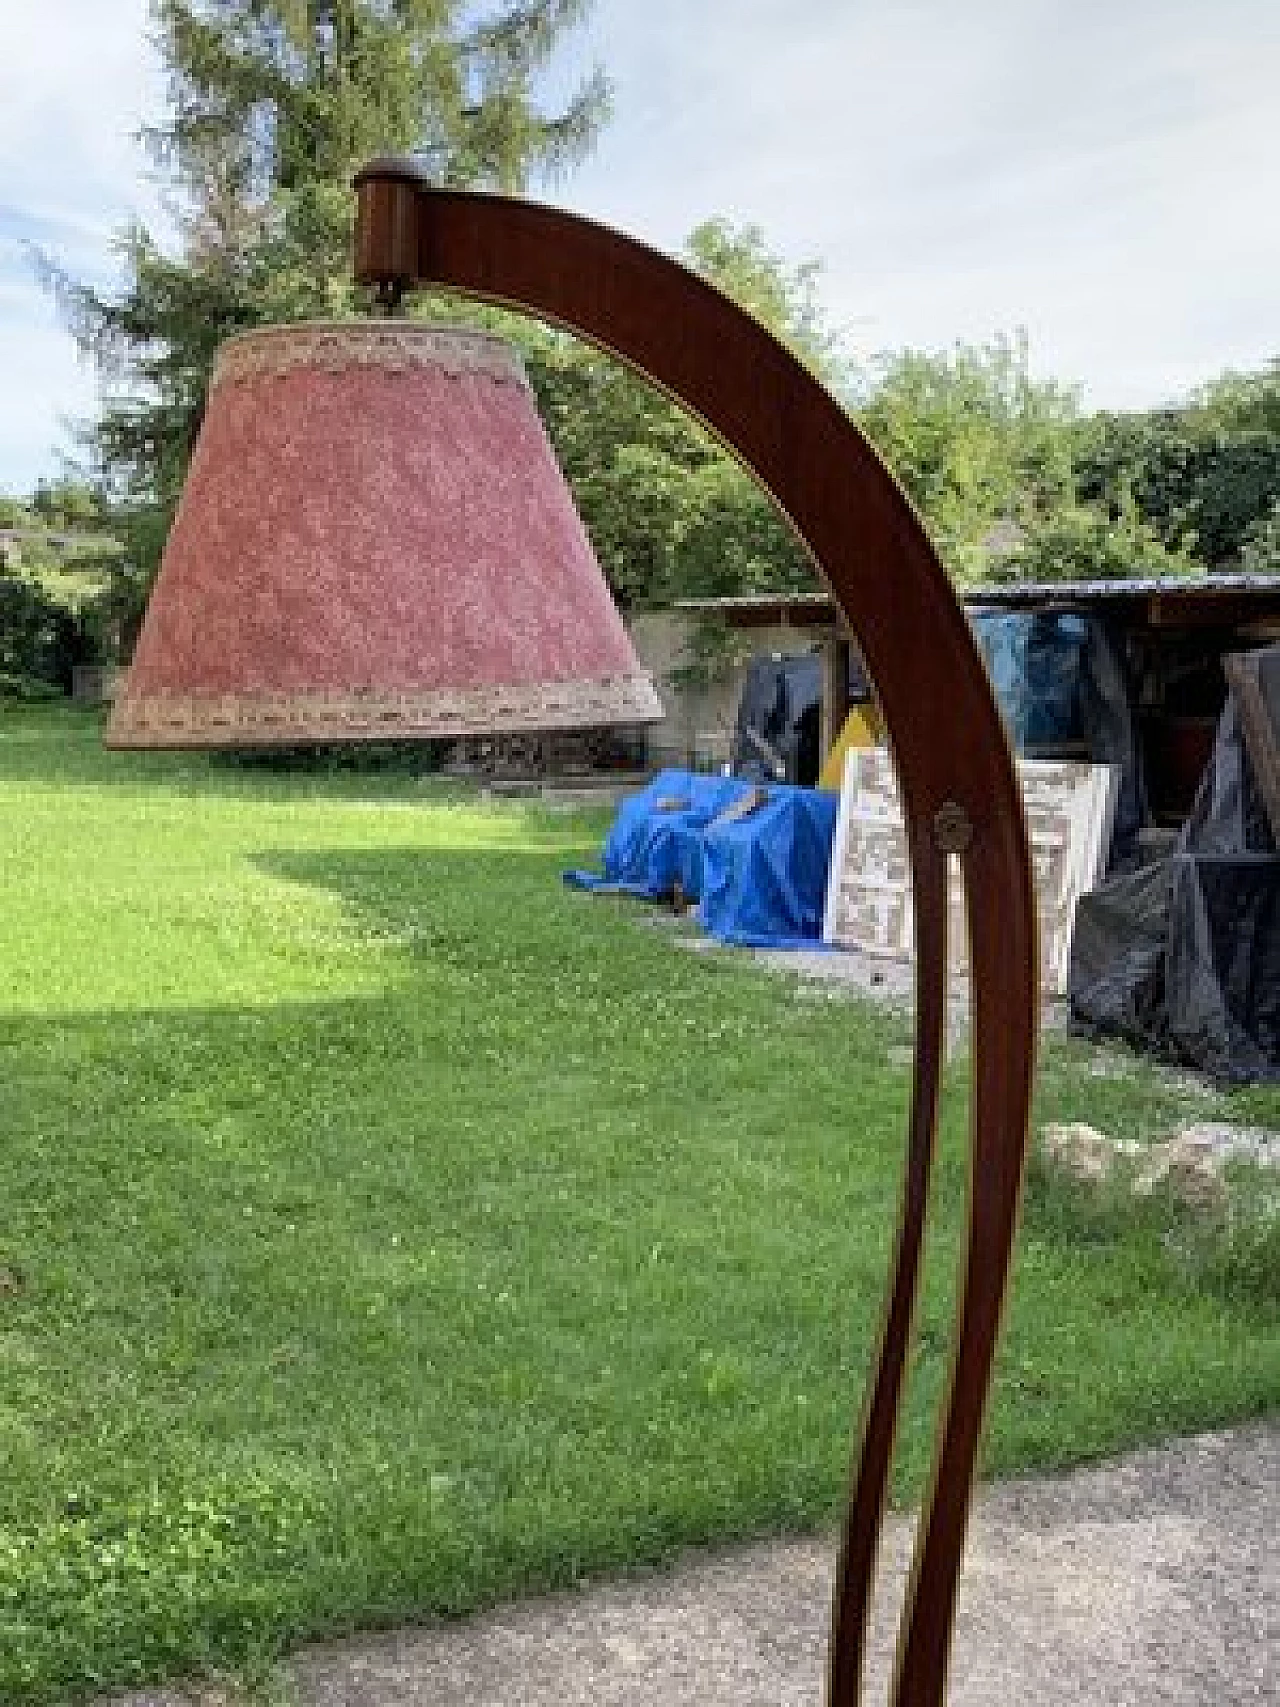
964, 573, 1280, 606
676, 575, 1280, 621
674, 593, 834, 612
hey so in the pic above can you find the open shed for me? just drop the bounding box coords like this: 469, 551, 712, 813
661, 575, 1280, 844
965, 574, 1280, 826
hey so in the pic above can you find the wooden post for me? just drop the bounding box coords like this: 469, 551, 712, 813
821, 628, 853, 766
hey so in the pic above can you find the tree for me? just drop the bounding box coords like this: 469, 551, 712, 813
49, 1, 609, 643
856, 335, 1079, 582
985, 499, 1195, 584
683, 218, 855, 398
516, 219, 854, 609
1074, 360, 1280, 570
1196, 358, 1280, 438
0, 576, 91, 696
1241, 499, 1280, 574
30, 479, 104, 531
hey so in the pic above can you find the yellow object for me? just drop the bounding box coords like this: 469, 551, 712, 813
818, 702, 885, 790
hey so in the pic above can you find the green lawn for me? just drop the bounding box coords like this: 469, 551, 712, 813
1, 704, 1276, 1703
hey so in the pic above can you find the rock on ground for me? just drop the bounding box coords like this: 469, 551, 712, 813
1041, 1119, 1279, 1213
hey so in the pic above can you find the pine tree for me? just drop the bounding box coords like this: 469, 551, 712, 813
47, 1, 609, 641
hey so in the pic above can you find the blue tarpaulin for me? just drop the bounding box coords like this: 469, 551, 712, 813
565, 768, 838, 949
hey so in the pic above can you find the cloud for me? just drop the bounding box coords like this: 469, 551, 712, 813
0, 1, 166, 490
568, 0, 1280, 404
0, 1, 164, 228
0, 302, 99, 493
1, 0, 1277, 488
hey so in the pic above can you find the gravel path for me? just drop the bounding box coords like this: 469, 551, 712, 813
103, 1421, 1277, 1706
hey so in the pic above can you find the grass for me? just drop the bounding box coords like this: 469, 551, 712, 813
0, 703, 1276, 1702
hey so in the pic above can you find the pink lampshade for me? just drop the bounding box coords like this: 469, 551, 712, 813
106, 321, 662, 747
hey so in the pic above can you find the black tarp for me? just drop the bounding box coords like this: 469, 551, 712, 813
1070, 644, 1280, 1082
730, 648, 880, 788
1079, 617, 1150, 870
732, 653, 822, 785
732, 652, 877, 787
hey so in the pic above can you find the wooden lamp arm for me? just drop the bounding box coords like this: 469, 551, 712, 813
353, 156, 1038, 1706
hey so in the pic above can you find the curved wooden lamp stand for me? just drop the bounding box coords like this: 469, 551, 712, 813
353, 158, 1038, 1706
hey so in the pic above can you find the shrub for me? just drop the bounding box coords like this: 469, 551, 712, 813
0, 575, 93, 694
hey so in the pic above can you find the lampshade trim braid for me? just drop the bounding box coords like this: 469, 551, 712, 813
107, 672, 663, 748
211, 322, 530, 393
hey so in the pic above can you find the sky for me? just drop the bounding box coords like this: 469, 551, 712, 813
1, 0, 1277, 495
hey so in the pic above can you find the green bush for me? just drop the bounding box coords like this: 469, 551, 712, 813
0, 576, 94, 695
0, 673, 68, 703
213, 740, 449, 775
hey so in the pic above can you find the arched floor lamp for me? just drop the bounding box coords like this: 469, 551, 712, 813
352, 158, 1038, 1706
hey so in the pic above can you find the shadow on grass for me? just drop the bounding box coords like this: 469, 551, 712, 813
0, 703, 487, 807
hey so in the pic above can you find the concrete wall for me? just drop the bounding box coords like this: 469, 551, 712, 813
627, 611, 824, 772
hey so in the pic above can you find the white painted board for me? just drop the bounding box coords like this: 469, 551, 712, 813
823, 748, 1119, 996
